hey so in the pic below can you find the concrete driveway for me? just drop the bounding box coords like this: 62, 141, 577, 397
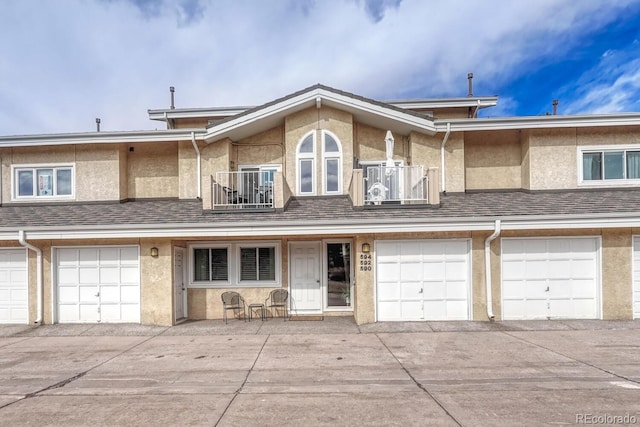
1, 318, 639, 426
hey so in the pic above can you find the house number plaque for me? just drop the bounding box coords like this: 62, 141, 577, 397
359, 254, 372, 271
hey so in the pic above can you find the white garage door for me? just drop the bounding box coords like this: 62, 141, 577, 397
376, 240, 470, 321
633, 237, 640, 319
0, 249, 28, 324
56, 246, 140, 323
502, 237, 600, 320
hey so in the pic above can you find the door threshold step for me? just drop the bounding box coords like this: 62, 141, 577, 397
289, 315, 324, 321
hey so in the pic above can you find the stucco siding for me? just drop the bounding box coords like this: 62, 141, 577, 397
465, 130, 522, 190
127, 142, 179, 199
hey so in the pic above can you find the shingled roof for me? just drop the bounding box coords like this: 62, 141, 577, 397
1, 188, 640, 233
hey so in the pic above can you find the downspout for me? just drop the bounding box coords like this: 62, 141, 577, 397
440, 122, 451, 193
18, 230, 42, 324
191, 131, 201, 199
484, 219, 501, 321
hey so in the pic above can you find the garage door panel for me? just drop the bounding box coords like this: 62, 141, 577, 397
572, 259, 596, 277
56, 246, 140, 323
400, 301, 423, 319
120, 285, 139, 303
400, 262, 422, 281
445, 261, 467, 280
571, 279, 597, 298
79, 267, 99, 284
376, 240, 470, 321
446, 301, 469, 320
79, 249, 99, 264
121, 266, 139, 283
0, 249, 28, 324
99, 248, 119, 264
548, 280, 571, 299
378, 263, 400, 282
524, 260, 548, 279
423, 300, 446, 319
422, 262, 445, 280
502, 238, 599, 320
401, 282, 423, 299
99, 267, 118, 283
378, 301, 401, 320
446, 281, 468, 299
424, 281, 446, 299
58, 286, 78, 303
378, 282, 400, 300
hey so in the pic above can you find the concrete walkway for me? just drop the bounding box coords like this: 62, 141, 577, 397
1, 318, 639, 426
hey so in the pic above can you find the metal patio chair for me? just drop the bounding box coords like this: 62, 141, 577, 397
265, 289, 289, 321
221, 291, 246, 323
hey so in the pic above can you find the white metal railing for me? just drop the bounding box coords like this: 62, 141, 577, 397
212, 171, 274, 209
363, 165, 428, 205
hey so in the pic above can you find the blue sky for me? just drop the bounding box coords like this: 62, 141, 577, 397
1, 0, 640, 135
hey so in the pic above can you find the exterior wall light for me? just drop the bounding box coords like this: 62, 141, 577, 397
150, 247, 159, 257
361, 243, 371, 253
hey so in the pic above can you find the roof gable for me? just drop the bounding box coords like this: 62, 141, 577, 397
203, 84, 437, 143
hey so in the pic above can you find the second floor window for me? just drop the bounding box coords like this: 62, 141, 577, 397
296, 131, 343, 196
14, 165, 74, 199
581, 147, 640, 183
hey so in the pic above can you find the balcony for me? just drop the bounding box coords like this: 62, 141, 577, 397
350, 166, 440, 207
211, 171, 275, 209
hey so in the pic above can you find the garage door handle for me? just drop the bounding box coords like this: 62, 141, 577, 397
545, 286, 549, 292
94, 292, 100, 297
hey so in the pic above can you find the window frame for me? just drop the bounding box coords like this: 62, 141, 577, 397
321, 130, 343, 195
236, 242, 280, 285
190, 243, 232, 286
296, 131, 316, 196
578, 146, 640, 186
12, 164, 75, 200
188, 241, 280, 288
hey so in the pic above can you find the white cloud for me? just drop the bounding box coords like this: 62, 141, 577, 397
0, 0, 637, 135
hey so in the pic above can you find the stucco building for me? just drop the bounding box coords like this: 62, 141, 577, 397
1, 83, 640, 325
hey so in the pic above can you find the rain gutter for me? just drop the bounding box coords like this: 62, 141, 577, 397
18, 230, 42, 324
484, 219, 501, 320
191, 132, 201, 199
440, 122, 451, 192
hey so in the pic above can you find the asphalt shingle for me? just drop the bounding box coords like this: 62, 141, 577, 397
1, 188, 639, 230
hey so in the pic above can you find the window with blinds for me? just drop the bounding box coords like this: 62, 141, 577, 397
190, 242, 279, 287
240, 247, 276, 281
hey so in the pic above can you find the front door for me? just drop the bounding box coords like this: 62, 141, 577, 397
174, 247, 186, 321
289, 242, 322, 314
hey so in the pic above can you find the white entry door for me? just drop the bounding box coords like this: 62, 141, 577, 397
0, 249, 28, 324
174, 247, 186, 321
56, 246, 140, 323
289, 242, 322, 314
501, 237, 600, 320
376, 240, 471, 321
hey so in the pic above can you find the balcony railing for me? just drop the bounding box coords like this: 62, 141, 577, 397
212, 171, 274, 209
364, 165, 428, 205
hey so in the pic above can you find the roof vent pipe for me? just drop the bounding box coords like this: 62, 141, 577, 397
467, 73, 473, 97
170, 86, 175, 110
95, 118, 101, 132
552, 99, 558, 115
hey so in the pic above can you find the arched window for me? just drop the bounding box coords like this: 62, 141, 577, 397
296, 132, 316, 195
322, 131, 342, 194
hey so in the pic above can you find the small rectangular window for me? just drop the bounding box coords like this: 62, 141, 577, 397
581, 148, 640, 183
299, 159, 313, 194
13, 165, 74, 199
193, 247, 228, 282
326, 158, 339, 193
240, 247, 276, 282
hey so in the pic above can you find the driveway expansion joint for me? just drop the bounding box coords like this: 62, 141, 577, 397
375, 333, 463, 427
